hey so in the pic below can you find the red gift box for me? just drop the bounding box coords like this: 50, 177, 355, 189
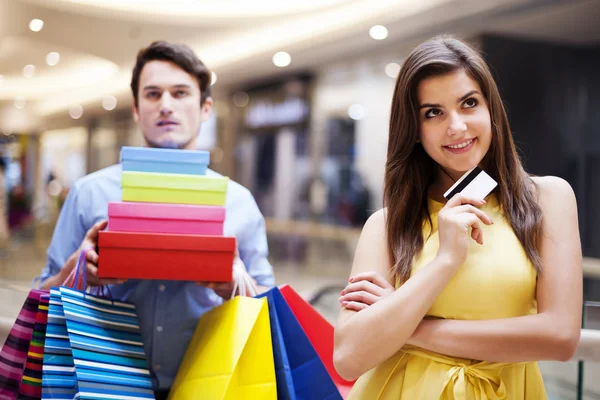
97, 231, 235, 282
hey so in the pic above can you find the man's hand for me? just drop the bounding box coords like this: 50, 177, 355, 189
197, 250, 263, 299
196, 280, 237, 299
73, 220, 125, 287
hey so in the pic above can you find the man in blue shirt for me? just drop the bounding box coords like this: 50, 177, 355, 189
36, 41, 275, 398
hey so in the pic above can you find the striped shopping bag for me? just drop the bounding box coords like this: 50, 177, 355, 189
0, 289, 46, 400
59, 286, 155, 399
19, 293, 50, 399
41, 288, 78, 400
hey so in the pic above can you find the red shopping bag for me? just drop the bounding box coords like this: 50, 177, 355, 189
278, 285, 355, 398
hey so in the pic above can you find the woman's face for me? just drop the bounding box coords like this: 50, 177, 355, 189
417, 69, 492, 181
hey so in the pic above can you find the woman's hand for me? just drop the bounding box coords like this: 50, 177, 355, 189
339, 271, 395, 311
436, 193, 494, 268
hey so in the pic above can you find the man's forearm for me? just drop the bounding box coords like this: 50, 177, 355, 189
40, 250, 79, 290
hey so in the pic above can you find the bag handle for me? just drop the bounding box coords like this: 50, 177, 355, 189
64, 247, 114, 301
230, 256, 258, 299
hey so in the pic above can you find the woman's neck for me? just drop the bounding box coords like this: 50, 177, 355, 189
428, 167, 462, 204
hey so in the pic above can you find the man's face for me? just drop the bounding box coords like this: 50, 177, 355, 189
133, 60, 213, 150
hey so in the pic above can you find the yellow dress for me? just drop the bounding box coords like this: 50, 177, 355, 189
347, 195, 547, 400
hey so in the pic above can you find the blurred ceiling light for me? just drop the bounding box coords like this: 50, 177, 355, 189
369, 25, 388, 40
14, 97, 26, 109
46, 52, 61, 66
348, 104, 365, 120
29, 19, 44, 32
272, 51, 291, 68
211, 71, 217, 86
233, 91, 249, 108
385, 62, 401, 78
69, 104, 83, 119
47, 1, 349, 19
102, 95, 117, 111
23, 65, 36, 78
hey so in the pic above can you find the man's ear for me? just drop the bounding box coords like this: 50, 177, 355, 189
132, 100, 140, 123
200, 97, 213, 122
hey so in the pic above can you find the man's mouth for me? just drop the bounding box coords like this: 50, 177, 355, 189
156, 120, 179, 127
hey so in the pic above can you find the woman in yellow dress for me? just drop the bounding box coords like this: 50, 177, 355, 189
333, 35, 582, 399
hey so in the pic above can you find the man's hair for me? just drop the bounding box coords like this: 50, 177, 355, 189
130, 41, 212, 107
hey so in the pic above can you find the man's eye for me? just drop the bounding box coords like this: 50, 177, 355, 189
174, 90, 189, 98
146, 92, 160, 99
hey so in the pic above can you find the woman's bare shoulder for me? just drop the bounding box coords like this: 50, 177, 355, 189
530, 175, 577, 216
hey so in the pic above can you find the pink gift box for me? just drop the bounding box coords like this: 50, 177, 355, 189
108, 201, 225, 235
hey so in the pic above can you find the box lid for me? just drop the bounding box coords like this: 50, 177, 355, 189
99, 231, 236, 252
122, 171, 229, 192
108, 202, 225, 222
121, 146, 210, 165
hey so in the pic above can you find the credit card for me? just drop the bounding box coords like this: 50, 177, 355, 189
443, 167, 498, 201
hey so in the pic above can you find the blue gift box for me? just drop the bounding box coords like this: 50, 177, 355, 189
120, 146, 210, 175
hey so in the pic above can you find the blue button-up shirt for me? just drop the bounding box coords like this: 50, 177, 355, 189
35, 163, 275, 389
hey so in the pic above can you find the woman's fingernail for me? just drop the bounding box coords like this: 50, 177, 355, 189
342, 301, 348, 306
340, 290, 345, 295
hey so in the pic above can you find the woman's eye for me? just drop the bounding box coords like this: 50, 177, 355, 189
425, 108, 442, 119
463, 98, 478, 108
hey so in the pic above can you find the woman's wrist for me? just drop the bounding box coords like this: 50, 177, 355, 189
434, 252, 460, 273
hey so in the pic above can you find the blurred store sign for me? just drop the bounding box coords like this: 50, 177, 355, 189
245, 97, 309, 129
239, 74, 312, 131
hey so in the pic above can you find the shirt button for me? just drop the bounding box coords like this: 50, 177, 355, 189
154, 364, 161, 371
156, 325, 163, 332
159, 285, 166, 292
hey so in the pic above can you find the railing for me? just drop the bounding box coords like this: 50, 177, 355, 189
576, 301, 600, 400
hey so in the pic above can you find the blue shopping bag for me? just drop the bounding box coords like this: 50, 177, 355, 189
257, 287, 342, 400
43, 248, 155, 400
42, 288, 78, 400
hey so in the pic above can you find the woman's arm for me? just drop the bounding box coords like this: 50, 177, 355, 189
333, 209, 458, 380
407, 176, 582, 362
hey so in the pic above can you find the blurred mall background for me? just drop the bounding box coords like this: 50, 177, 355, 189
1, 0, 599, 398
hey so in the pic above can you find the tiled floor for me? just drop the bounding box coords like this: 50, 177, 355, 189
1, 231, 599, 399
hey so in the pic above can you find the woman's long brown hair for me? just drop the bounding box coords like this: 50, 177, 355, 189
385, 35, 543, 284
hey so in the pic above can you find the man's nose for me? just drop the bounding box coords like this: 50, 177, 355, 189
159, 93, 174, 116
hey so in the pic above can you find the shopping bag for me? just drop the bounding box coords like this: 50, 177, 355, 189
279, 285, 355, 398
42, 248, 100, 400
169, 296, 277, 400
0, 289, 46, 400
57, 248, 154, 400
18, 293, 50, 399
257, 287, 343, 400
41, 289, 78, 399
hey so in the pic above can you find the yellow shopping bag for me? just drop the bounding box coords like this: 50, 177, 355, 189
169, 296, 277, 400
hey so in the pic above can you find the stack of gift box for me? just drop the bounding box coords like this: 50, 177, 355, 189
97, 146, 236, 282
